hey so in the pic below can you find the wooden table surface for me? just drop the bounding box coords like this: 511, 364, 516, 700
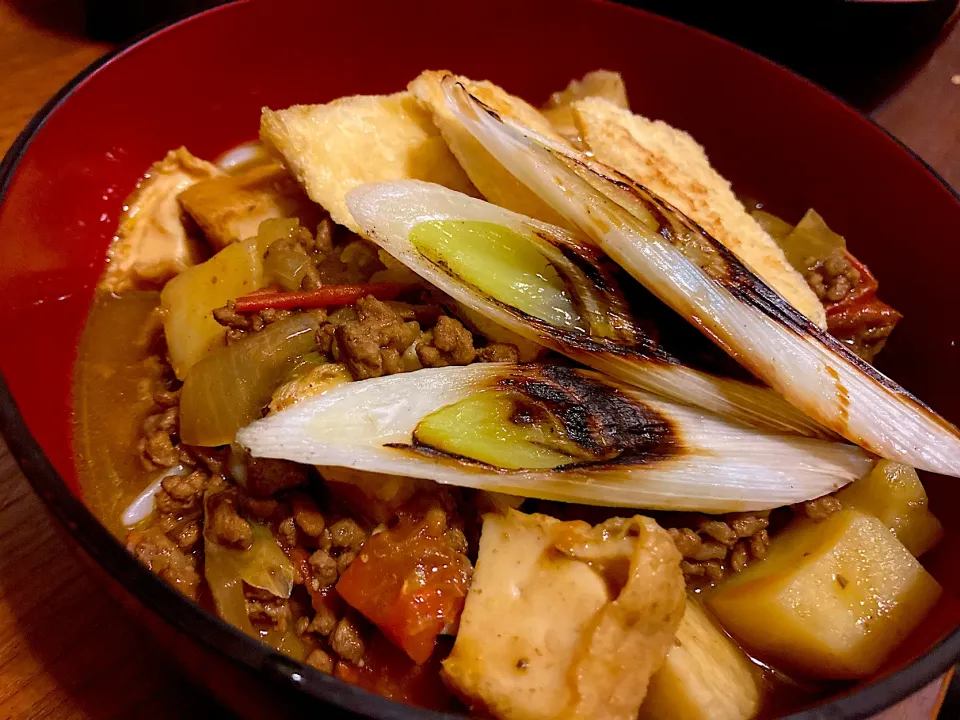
0, 2, 958, 719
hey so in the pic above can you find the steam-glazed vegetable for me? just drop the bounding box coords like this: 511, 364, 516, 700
161, 231, 273, 378
203, 493, 305, 660
337, 509, 471, 664
436, 77, 960, 478
708, 509, 941, 678
180, 313, 319, 446
639, 598, 760, 720
347, 181, 828, 438
836, 460, 943, 557
237, 364, 872, 512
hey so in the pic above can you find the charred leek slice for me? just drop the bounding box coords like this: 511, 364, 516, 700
237, 364, 873, 513
346, 181, 827, 438
438, 77, 960, 478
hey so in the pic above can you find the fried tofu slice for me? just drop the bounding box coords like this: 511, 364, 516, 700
259, 92, 477, 233
99, 147, 221, 291
409, 70, 574, 230
442, 510, 684, 720
542, 70, 630, 141
571, 98, 827, 327
177, 160, 321, 250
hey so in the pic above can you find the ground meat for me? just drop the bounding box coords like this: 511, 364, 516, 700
206, 492, 253, 550
277, 516, 298, 547
306, 648, 334, 674
796, 495, 843, 521
291, 493, 326, 537
330, 296, 421, 379
263, 222, 327, 291
668, 511, 771, 585
308, 596, 340, 637
417, 316, 477, 367
159, 469, 206, 508
336, 550, 358, 574
330, 616, 366, 663
245, 456, 310, 497
213, 301, 293, 343
243, 496, 280, 520
328, 518, 366, 550
245, 587, 291, 630
127, 528, 201, 600
139, 406, 180, 469
148, 467, 214, 554
803, 249, 861, 303
477, 343, 521, 363
308, 549, 339, 588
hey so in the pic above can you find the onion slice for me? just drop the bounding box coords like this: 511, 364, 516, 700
346, 181, 828, 439
121, 465, 186, 527
438, 77, 960, 478
237, 364, 873, 513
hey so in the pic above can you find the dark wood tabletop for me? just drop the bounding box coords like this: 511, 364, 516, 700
0, 2, 957, 718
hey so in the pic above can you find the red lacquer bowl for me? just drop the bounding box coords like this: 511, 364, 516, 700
1, 0, 959, 717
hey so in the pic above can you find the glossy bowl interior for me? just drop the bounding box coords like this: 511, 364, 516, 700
1, 0, 960, 717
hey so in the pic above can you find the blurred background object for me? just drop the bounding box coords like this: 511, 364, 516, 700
635, 1, 960, 110
84, 0, 226, 41
83, 1, 958, 111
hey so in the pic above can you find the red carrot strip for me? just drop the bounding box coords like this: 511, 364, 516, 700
233, 283, 416, 312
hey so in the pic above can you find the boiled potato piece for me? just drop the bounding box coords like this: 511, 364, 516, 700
708, 509, 941, 679
161, 227, 275, 378
837, 460, 943, 557
639, 598, 759, 720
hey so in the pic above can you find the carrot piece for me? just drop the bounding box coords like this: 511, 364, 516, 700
233, 283, 416, 312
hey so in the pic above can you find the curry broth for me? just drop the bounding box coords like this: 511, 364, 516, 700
73, 291, 168, 537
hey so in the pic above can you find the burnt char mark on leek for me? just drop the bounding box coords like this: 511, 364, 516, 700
387, 365, 680, 472
499, 365, 679, 469
550, 145, 953, 423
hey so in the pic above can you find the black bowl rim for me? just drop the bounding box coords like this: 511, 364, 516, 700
1, 1, 959, 718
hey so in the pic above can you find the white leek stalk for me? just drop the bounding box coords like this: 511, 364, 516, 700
438, 77, 960, 478
237, 364, 873, 513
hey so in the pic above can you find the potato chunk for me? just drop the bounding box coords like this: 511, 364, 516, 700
99, 147, 221, 291
161, 231, 272, 378
708, 509, 941, 679
178, 161, 321, 250
837, 460, 943, 557
640, 599, 759, 720
442, 510, 684, 720
260, 92, 477, 233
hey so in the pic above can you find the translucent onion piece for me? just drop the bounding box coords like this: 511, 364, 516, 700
237, 364, 873, 513
439, 78, 960, 478
203, 494, 303, 659
180, 313, 319, 446
121, 465, 186, 527
347, 180, 828, 438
